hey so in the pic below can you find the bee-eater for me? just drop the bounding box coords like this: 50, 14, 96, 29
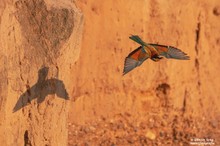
123, 35, 190, 75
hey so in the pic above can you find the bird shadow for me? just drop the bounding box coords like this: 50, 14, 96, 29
13, 67, 69, 112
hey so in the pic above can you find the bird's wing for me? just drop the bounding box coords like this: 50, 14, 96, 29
123, 58, 140, 75
129, 35, 147, 46
149, 44, 190, 60
123, 46, 149, 75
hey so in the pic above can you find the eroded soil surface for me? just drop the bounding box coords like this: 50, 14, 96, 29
68, 109, 219, 146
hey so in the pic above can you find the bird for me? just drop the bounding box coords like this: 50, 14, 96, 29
123, 35, 190, 75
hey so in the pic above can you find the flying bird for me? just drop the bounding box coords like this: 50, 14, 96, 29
123, 35, 190, 75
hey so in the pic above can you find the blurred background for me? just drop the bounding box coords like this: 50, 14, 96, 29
68, 0, 220, 145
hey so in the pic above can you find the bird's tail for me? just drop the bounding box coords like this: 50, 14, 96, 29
129, 35, 147, 46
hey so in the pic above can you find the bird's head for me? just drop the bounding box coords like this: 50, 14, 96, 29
38, 67, 49, 82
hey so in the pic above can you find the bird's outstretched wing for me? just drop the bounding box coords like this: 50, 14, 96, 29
149, 44, 190, 60
123, 57, 140, 75
129, 35, 147, 46
123, 46, 149, 75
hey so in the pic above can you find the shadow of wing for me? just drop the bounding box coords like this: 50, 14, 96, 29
13, 84, 38, 112
13, 79, 69, 112
55, 79, 69, 100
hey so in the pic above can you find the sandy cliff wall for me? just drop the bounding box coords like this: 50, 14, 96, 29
69, 0, 220, 144
73, 0, 220, 123
0, 0, 83, 145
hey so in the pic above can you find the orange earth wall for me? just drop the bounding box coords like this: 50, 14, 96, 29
71, 0, 220, 122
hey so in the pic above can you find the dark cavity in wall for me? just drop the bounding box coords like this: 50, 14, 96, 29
24, 130, 31, 146
213, 6, 220, 16
156, 83, 171, 109
195, 22, 200, 55
194, 17, 202, 92
156, 83, 171, 97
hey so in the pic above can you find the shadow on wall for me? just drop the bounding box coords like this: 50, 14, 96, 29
13, 67, 69, 112
15, 0, 75, 59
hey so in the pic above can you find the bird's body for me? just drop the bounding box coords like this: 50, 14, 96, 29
123, 35, 190, 75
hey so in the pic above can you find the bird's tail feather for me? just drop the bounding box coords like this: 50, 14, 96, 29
129, 35, 147, 46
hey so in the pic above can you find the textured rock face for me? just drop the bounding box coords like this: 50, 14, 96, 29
72, 0, 220, 122
0, 0, 83, 145
69, 0, 220, 144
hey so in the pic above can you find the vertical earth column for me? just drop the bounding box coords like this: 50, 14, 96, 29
0, 0, 83, 145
